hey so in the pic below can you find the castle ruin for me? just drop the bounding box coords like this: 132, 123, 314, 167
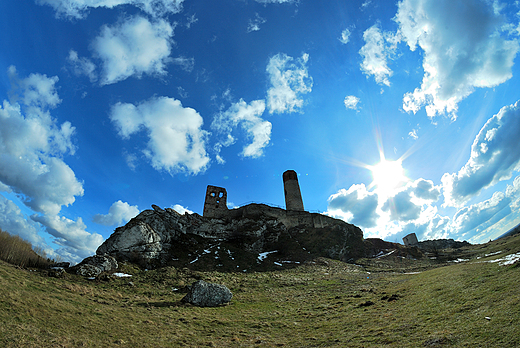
403, 233, 419, 246
203, 185, 229, 218
203, 170, 305, 218
283, 170, 304, 211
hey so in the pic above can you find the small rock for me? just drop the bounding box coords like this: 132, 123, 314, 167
49, 262, 70, 269
182, 280, 233, 307
48, 268, 66, 278
76, 264, 103, 278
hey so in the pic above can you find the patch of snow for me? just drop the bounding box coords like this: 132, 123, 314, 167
376, 250, 396, 259
258, 250, 278, 261
227, 250, 235, 260
274, 262, 282, 266
189, 257, 199, 264
448, 258, 469, 263
485, 251, 502, 257
487, 252, 520, 266
113, 273, 132, 278
88, 277, 96, 280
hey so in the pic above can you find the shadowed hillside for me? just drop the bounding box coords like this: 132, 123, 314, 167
1, 232, 520, 347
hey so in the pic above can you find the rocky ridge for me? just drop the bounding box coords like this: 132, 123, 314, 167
96, 203, 365, 271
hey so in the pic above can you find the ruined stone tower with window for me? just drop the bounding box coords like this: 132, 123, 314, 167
283, 170, 304, 211
203, 185, 228, 218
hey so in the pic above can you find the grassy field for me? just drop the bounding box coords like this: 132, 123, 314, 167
1, 234, 520, 347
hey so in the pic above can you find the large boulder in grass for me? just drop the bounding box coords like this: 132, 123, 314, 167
182, 280, 233, 307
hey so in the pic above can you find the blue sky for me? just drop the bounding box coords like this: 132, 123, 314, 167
1, 0, 520, 263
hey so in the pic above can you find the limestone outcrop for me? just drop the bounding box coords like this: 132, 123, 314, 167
417, 239, 470, 251
72, 255, 118, 277
96, 203, 365, 271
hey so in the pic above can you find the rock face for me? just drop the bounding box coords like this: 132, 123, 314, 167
73, 255, 118, 277
96, 203, 365, 271
182, 280, 233, 307
417, 239, 470, 251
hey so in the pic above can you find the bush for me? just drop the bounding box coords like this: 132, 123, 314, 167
0, 229, 53, 268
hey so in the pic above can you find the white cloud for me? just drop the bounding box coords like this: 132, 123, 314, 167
7, 66, 61, 110
266, 53, 313, 114
327, 177, 443, 242
344, 95, 360, 110
359, 24, 398, 86
339, 28, 352, 44
92, 16, 174, 85
381, 178, 440, 222
442, 100, 520, 207
248, 13, 267, 33
327, 184, 380, 228
506, 175, 520, 210
172, 204, 193, 215
171, 57, 195, 73
93, 200, 139, 226
382, 190, 421, 222
37, 0, 184, 19
0, 67, 83, 216
110, 96, 210, 174
395, 0, 519, 118
0, 67, 102, 263
413, 178, 441, 201
31, 214, 104, 261
449, 191, 511, 237
408, 129, 418, 140
0, 195, 45, 248
212, 99, 271, 158
67, 50, 97, 82
185, 14, 198, 29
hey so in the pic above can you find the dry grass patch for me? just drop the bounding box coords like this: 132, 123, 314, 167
1, 234, 520, 347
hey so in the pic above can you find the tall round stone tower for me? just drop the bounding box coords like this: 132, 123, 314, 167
283, 170, 304, 211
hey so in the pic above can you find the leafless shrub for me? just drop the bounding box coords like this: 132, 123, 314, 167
0, 229, 54, 268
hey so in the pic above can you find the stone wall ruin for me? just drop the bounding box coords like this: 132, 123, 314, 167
403, 233, 419, 246
203, 185, 229, 218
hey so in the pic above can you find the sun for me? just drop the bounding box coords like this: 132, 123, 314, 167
367, 159, 408, 196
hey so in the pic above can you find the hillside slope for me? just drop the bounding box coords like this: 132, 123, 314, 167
1, 234, 520, 347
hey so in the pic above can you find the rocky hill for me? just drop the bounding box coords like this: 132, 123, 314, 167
96, 203, 365, 271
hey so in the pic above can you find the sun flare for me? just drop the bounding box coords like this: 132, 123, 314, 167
368, 159, 408, 196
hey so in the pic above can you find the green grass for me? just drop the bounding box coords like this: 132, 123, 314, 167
1, 234, 520, 347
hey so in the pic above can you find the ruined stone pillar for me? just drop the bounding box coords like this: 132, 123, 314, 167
283, 170, 304, 211
403, 233, 419, 246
